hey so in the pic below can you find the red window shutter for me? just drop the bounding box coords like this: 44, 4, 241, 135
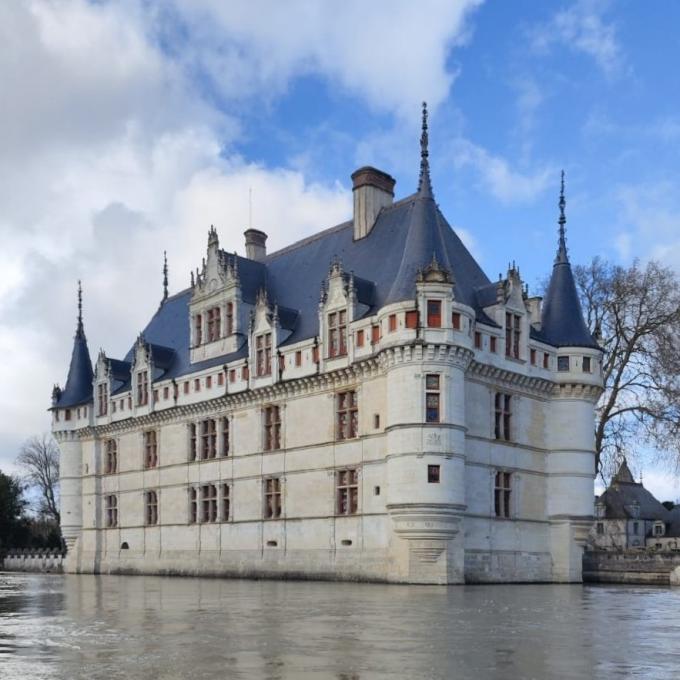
388, 314, 397, 332
371, 325, 380, 344
405, 310, 418, 329
312, 346, 319, 363
242, 366, 249, 380
279, 354, 285, 371
218, 373, 224, 386
452, 312, 461, 330
356, 330, 364, 347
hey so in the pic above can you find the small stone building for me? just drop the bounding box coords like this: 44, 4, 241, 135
589, 460, 680, 551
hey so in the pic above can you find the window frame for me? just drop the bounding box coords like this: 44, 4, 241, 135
145, 490, 158, 526
427, 299, 442, 328
336, 390, 359, 440
328, 309, 348, 358
494, 392, 512, 441
264, 477, 282, 519
505, 312, 521, 359
104, 438, 118, 475
425, 374, 441, 423
256, 332, 272, 377
143, 429, 158, 469
494, 471, 512, 518
336, 469, 359, 515
105, 494, 118, 528
263, 405, 281, 451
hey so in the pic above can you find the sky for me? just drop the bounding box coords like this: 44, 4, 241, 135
1, 0, 679, 500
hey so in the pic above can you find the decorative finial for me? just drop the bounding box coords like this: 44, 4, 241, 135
418, 101, 433, 197
76, 280, 84, 337
556, 170, 568, 264
162, 251, 168, 302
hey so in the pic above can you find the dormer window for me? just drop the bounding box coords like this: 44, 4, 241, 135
97, 383, 108, 416
328, 310, 347, 358
256, 332, 272, 377
427, 300, 441, 328
207, 307, 221, 342
136, 370, 149, 406
194, 314, 203, 346
505, 313, 521, 359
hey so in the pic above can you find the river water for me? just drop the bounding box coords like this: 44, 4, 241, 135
1, 573, 679, 679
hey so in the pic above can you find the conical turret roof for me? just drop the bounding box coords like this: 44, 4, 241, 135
55, 282, 93, 407
541, 173, 599, 348
385, 103, 453, 304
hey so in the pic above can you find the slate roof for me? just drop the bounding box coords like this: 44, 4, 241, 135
597, 460, 670, 522
541, 174, 599, 349
54, 114, 596, 403
55, 290, 93, 408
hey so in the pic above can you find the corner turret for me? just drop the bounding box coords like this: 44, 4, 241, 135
541, 172, 598, 349
53, 281, 94, 409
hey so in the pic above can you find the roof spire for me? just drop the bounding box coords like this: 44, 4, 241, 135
162, 250, 169, 302
418, 101, 433, 197
76, 280, 84, 338
556, 170, 568, 264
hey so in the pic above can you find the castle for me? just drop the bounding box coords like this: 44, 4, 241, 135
51, 105, 603, 584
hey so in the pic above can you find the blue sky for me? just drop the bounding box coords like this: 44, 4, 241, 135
1, 0, 679, 498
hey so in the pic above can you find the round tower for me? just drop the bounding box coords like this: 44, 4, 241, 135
541, 174, 604, 581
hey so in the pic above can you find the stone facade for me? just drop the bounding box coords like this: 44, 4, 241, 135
51, 109, 602, 584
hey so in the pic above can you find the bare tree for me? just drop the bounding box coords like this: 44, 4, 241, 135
573, 258, 680, 480
16, 435, 60, 523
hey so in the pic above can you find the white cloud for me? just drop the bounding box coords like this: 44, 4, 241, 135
0, 0, 491, 474
531, 0, 624, 77
451, 139, 553, 203
165, 0, 482, 117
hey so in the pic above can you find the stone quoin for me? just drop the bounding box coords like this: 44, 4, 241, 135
50, 104, 603, 584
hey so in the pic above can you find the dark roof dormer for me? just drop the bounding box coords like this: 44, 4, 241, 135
54, 281, 93, 408
541, 173, 599, 349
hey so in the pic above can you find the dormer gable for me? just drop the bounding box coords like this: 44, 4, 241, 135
189, 226, 247, 363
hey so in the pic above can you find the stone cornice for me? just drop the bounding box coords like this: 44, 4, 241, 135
467, 360, 555, 397
553, 382, 604, 402
69, 356, 383, 438
380, 342, 473, 370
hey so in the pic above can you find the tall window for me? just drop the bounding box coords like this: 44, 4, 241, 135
494, 471, 512, 518
221, 483, 231, 521
104, 439, 117, 474
144, 430, 158, 468
226, 302, 234, 336
505, 313, 521, 359
336, 469, 358, 515
494, 393, 512, 441
328, 310, 348, 357
145, 490, 158, 525
451, 312, 461, 330
194, 314, 203, 346
427, 300, 442, 327
189, 487, 198, 524
189, 423, 197, 461
425, 374, 440, 423
207, 306, 221, 342
264, 477, 282, 519
337, 390, 358, 440
105, 495, 118, 528
256, 332, 272, 376
200, 419, 217, 460
97, 383, 108, 416
136, 370, 149, 406
583, 357, 592, 373
201, 484, 218, 522
264, 405, 281, 451
221, 417, 230, 457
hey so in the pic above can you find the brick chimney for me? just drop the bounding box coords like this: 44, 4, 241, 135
351, 166, 395, 240
244, 229, 267, 262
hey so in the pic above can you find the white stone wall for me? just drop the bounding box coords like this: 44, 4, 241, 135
55, 290, 602, 584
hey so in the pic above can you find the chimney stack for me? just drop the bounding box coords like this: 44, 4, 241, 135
244, 229, 267, 262
351, 166, 395, 240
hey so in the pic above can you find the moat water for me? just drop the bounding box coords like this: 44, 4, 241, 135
1, 573, 679, 679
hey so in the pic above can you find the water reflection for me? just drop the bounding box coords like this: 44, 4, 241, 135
1, 573, 679, 679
